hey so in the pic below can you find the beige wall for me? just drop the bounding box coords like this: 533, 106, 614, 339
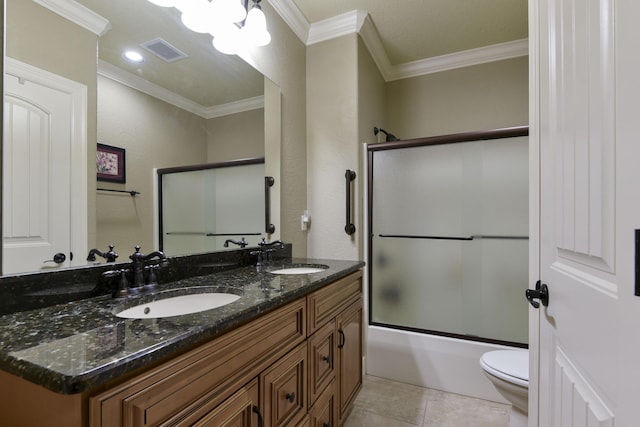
357, 37, 387, 257
305, 37, 527, 262
96, 76, 207, 253
241, 3, 308, 256
6, 0, 99, 248
386, 57, 529, 139
306, 35, 360, 260
206, 109, 264, 162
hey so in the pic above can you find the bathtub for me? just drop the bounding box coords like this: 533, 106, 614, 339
365, 325, 515, 403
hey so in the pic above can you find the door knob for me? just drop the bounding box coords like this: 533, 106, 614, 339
526, 280, 549, 308
44, 253, 66, 264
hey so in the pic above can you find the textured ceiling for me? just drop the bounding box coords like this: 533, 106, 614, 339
76, 0, 264, 108
61, 0, 527, 107
291, 0, 528, 65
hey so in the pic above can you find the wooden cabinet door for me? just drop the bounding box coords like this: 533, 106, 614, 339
193, 379, 260, 427
261, 343, 307, 426
309, 380, 337, 427
336, 299, 363, 424
308, 319, 336, 408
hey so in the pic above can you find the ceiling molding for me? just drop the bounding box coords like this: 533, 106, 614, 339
267, 0, 310, 43
33, 0, 111, 36
307, 10, 367, 46
357, 14, 393, 80
98, 60, 263, 119
386, 39, 530, 81
269, 0, 529, 81
204, 96, 265, 119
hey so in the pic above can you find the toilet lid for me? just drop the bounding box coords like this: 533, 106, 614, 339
480, 350, 529, 387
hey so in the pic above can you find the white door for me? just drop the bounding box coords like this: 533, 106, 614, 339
531, 0, 640, 425
2, 58, 87, 274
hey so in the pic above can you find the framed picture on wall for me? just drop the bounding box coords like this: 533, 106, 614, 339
97, 143, 126, 183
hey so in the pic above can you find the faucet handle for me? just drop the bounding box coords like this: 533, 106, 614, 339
144, 264, 159, 292
105, 245, 119, 263
103, 268, 130, 298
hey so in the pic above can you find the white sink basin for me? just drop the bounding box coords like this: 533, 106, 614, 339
269, 266, 328, 275
116, 293, 240, 319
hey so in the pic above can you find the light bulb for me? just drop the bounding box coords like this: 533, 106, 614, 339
212, 24, 243, 54
173, 0, 202, 13
211, 0, 246, 23
123, 51, 145, 63
147, 0, 175, 7
181, 1, 217, 33
241, 6, 271, 47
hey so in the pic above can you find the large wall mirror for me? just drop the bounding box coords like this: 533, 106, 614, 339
2, 0, 281, 275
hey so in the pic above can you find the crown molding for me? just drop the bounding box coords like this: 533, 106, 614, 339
33, 0, 111, 36
269, 0, 529, 81
386, 38, 530, 81
307, 10, 367, 46
267, 0, 310, 43
358, 14, 392, 80
98, 60, 263, 119
204, 96, 265, 119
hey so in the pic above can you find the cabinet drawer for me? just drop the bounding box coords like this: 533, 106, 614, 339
261, 342, 307, 427
308, 319, 336, 408
91, 298, 306, 427
309, 380, 337, 427
193, 378, 259, 427
307, 271, 362, 335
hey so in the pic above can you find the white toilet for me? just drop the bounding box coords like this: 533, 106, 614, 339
480, 350, 529, 427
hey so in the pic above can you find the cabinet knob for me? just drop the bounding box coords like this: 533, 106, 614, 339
285, 392, 296, 403
322, 354, 331, 364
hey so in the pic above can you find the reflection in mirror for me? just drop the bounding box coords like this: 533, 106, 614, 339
158, 158, 266, 255
3, 0, 279, 275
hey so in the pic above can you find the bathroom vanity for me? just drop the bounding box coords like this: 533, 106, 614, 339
0, 256, 364, 427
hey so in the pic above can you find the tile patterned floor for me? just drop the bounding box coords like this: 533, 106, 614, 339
343, 375, 512, 427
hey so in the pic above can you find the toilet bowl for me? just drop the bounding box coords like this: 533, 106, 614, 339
480, 350, 529, 426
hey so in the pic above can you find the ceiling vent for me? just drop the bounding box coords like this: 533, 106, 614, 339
140, 38, 188, 63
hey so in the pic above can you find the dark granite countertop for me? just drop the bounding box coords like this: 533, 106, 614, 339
0, 258, 364, 395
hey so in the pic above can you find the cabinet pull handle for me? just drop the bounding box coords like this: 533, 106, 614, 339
345, 169, 356, 235
264, 176, 276, 234
252, 405, 264, 427
322, 354, 331, 364
338, 329, 345, 349
285, 392, 296, 403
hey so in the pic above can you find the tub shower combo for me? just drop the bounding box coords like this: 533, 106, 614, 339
366, 126, 529, 404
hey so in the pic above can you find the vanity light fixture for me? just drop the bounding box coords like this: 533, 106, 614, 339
123, 50, 145, 63
147, 0, 271, 55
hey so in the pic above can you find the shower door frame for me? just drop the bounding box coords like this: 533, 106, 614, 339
366, 125, 529, 348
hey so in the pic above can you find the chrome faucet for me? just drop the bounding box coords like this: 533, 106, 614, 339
129, 245, 169, 293
224, 238, 248, 248
87, 245, 118, 263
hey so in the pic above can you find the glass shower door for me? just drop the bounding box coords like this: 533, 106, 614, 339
369, 135, 529, 345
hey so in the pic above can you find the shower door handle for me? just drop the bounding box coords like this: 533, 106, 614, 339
526, 280, 549, 308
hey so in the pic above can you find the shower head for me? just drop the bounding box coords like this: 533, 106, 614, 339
373, 127, 399, 142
